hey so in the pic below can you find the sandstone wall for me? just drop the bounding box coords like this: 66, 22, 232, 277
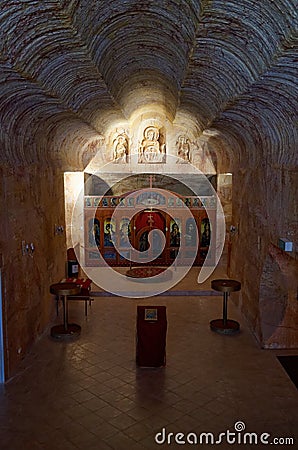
230, 164, 298, 347
0, 165, 67, 379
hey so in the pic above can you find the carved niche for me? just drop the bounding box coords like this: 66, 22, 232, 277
113, 132, 129, 163
176, 135, 190, 163
138, 126, 166, 163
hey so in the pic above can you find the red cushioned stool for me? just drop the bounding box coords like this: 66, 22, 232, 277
58, 277, 93, 316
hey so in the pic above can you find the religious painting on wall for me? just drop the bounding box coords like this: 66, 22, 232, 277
85, 197, 92, 207
136, 190, 166, 206
127, 197, 134, 207
139, 230, 149, 253
138, 229, 164, 257
138, 126, 166, 163
119, 218, 131, 248
118, 197, 125, 207
192, 198, 200, 208
201, 218, 211, 247
111, 197, 118, 207
104, 218, 116, 247
94, 197, 101, 207
102, 197, 109, 207
185, 218, 197, 247
169, 219, 181, 248
88, 218, 100, 247
169, 219, 181, 259
168, 196, 175, 207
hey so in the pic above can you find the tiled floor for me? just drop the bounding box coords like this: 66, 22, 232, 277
0, 265, 297, 449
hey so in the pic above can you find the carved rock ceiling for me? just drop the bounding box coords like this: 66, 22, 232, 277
0, 0, 297, 168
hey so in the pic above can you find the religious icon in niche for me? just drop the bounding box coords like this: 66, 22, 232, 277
176, 135, 190, 163
169, 220, 181, 247
169, 219, 181, 259
127, 197, 134, 207
168, 197, 175, 207
118, 197, 125, 207
113, 133, 128, 163
102, 197, 109, 207
85, 197, 92, 207
93, 197, 100, 207
139, 230, 149, 252
138, 126, 166, 163
185, 218, 197, 247
119, 219, 131, 248
110, 197, 118, 207
201, 218, 211, 247
192, 198, 200, 208
88, 218, 100, 247
104, 218, 116, 247
138, 230, 164, 255
152, 230, 164, 256
136, 191, 165, 206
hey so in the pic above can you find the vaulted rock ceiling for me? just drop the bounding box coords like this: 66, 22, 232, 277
0, 0, 297, 169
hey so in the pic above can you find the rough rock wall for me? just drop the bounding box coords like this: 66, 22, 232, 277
0, 165, 66, 379
259, 244, 298, 348
230, 163, 298, 347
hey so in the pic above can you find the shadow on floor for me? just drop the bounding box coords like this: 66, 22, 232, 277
277, 356, 298, 389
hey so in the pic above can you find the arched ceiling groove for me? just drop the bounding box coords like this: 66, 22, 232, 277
211, 34, 298, 167
179, 0, 297, 128
0, 1, 126, 130
0, 0, 296, 169
0, 59, 102, 168
68, 0, 202, 118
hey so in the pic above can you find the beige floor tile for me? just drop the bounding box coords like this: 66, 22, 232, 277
1, 267, 297, 449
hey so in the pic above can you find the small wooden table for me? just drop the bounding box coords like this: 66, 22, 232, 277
210, 279, 241, 335
50, 282, 81, 339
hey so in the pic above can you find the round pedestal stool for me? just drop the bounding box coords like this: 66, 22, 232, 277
50, 282, 81, 339
210, 279, 241, 335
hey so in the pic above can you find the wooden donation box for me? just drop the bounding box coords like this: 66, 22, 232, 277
136, 306, 167, 367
